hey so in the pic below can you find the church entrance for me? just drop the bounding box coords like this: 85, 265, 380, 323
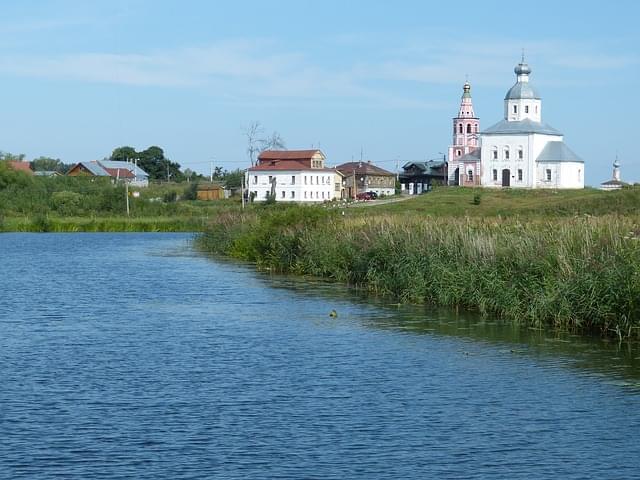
453, 168, 459, 186
502, 169, 511, 187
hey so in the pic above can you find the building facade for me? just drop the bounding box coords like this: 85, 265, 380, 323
447, 81, 480, 186
246, 150, 343, 202
479, 59, 584, 189
399, 159, 447, 194
336, 161, 396, 198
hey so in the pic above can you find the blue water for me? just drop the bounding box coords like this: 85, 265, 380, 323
1, 233, 639, 479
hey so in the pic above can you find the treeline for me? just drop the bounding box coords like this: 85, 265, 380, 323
196, 204, 640, 340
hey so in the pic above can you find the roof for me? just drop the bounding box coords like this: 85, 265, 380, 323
401, 160, 447, 175
7, 161, 33, 174
104, 167, 135, 179
33, 170, 61, 176
482, 118, 562, 136
99, 160, 149, 178
601, 179, 627, 186
248, 160, 337, 172
73, 161, 110, 176
536, 141, 583, 163
257, 149, 324, 161
505, 82, 540, 100
459, 152, 480, 162
336, 161, 394, 177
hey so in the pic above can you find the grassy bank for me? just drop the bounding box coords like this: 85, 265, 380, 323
196, 189, 640, 339
1, 215, 209, 232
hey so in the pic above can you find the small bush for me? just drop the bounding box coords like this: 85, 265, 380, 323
51, 191, 84, 216
163, 190, 178, 203
472, 193, 482, 205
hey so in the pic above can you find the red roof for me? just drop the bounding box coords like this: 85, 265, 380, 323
258, 149, 324, 161
7, 161, 33, 174
104, 167, 135, 178
248, 160, 337, 172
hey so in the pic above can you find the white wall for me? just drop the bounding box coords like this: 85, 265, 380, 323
247, 170, 341, 202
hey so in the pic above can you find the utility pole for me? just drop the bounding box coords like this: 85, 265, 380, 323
210, 159, 214, 183
241, 171, 246, 209
125, 180, 130, 217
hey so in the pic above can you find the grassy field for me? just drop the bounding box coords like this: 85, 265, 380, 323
197, 186, 640, 340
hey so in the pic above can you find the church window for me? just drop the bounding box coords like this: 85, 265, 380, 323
513, 105, 517, 114
525, 105, 529, 114
466, 124, 472, 133
304, 191, 307, 199
517, 169, 523, 181
253, 176, 257, 184
492, 169, 498, 181
504, 147, 510, 160
281, 191, 285, 198
578, 169, 582, 182
291, 191, 295, 199
518, 148, 523, 160
467, 170, 473, 182
304, 176, 307, 185
459, 124, 463, 134
475, 125, 479, 133
492, 147, 498, 160
535, 105, 538, 114
291, 175, 296, 185
546, 169, 552, 181
457, 150, 461, 156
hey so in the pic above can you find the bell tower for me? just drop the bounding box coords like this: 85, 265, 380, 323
448, 80, 480, 185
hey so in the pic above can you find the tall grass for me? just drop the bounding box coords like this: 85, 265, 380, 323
196, 207, 640, 339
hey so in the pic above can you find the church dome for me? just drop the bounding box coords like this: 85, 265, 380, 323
505, 61, 540, 100
514, 62, 531, 75
504, 82, 541, 100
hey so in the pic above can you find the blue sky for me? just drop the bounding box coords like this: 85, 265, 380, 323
0, 0, 638, 185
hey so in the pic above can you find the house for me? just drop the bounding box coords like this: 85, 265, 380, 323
34, 171, 62, 177
601, 156, 627, 191
6, 161, 33, 175
336, 161, 395, 198
67, 160, 149, 187
478, 59, 584, 189
196, 183, 226, 200
246, 149, 344, 202
399, 159, 447, 194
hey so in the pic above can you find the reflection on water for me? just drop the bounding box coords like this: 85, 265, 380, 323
261, 272, 640, 386
1, 233, 639, 479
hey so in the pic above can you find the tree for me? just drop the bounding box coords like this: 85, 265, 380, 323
31, 156, 70, 173
222, 169, 244, 189
243, 121, 286, 166
0, 152, 26, 162
109, 145, 184, 182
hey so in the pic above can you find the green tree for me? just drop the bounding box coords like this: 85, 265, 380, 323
222, 169, 244, 189
111, 146, 137, 162
31, 156, 70, 173
109, 145, 184, 182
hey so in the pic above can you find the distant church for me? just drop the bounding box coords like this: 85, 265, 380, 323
448, 58, 585, 189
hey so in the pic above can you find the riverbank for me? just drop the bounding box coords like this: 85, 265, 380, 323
0, 215, 209, 232
196, 187, 640, 340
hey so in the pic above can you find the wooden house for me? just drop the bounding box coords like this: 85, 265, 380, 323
196, 183, 225, 200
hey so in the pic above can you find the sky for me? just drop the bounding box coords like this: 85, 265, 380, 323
0, 0, 638, 186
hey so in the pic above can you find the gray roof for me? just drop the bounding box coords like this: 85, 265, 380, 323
459, 152, 480, 162
80, 161, 110, 176
99, 160, 149, 178
505, 81, 540, 100
401, 160, 446, 176
482, 118, 562, 136
536, 141, 583, 163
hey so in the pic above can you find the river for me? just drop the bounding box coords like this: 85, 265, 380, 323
1, 233, 639, 479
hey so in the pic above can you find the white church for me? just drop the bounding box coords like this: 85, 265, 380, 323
449, 58, 584, 189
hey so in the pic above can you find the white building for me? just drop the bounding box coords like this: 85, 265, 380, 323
601, 156, 627, 190
246, 150, 344, 202
479, 59, 584, 189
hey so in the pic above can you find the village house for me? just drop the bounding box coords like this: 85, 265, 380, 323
399, 159, 447, 194
6, 161, 33, 175
67, 160, 149, 187
246, 150, 344, 202
336, 161, 395, 198
196, 183, 226, 200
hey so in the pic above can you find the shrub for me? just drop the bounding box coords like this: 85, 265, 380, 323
51, 191, 85, 216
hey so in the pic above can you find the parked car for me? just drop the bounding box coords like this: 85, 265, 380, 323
356, 192, 373, 200
366, 191, 378, 199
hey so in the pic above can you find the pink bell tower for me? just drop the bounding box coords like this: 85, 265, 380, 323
447, 81, 481, 186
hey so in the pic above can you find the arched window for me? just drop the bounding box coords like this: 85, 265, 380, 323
459, 124, 463, 134
504, 147, 510, 160
492, 169, 498, 181
518, 147, 523, 160
466, 124, 472, 133
475, 125, 479, 133
492, 147, 498, 160
467, 170, 473, 181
